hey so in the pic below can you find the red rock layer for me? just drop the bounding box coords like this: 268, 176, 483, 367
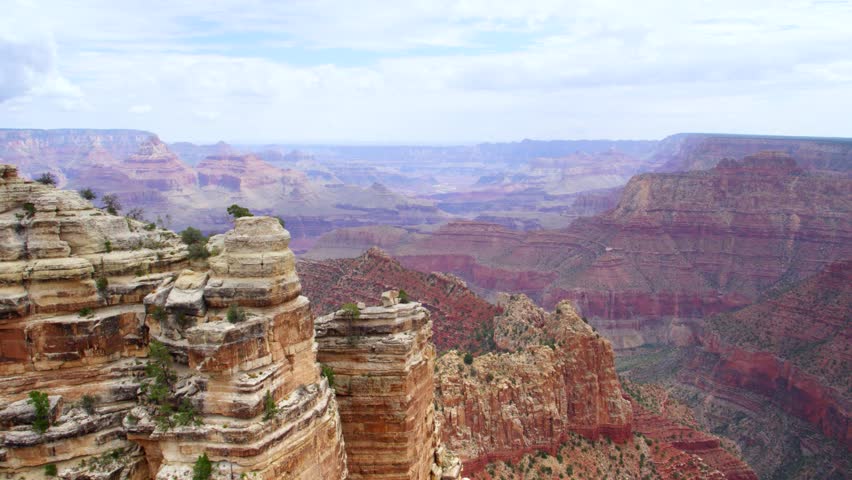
697, 260, 852, 449
435, 295, 632, 475
297, 248, 501, 352
120, 137, 197, 191
625, 383, 758, 480
196, 154, 306, 191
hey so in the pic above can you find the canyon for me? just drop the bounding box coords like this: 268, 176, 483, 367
0, 166, 461, 479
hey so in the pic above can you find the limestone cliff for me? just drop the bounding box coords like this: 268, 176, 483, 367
0, 164, 189, 477
315, 292, 462, 480
127, 216, 348, 479
435, 294, 632, 475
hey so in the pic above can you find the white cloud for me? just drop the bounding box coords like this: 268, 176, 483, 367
2, 0, 851, 141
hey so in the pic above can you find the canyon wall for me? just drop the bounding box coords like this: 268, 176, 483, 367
435, 294, 633, 474
315, 292, 461, 479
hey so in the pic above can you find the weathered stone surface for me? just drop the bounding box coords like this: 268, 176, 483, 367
316, 293, 461, 480
435, 295, 632, 475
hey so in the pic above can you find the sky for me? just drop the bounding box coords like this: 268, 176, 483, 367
1, 0, 851, 143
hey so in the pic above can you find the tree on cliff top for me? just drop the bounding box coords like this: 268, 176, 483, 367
227, 204, 253, 219
79, 188, 97, 201
101, 194, 121, 215
36, 172, 56, 186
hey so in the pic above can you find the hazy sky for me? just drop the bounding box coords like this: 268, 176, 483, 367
2, 0, 851, 143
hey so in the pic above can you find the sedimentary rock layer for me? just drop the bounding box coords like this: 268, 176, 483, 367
315, 293, 461, 480
435, 294, 632, 475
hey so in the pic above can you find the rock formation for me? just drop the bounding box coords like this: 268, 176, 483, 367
298, 248, 501, 352
435, 294, 632, 475
0, 164, 189, 477
315, 292, 462, 479
126, 216, 348, 479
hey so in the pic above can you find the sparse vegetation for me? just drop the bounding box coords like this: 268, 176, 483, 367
96, 277, 109, 294
192, 453, 212, 480
463, 352, 474, 365
23, 202, 36, 218
180, 226, 210, 260
125, 207, 145, 221
78, 307, 94, 317
28, 390, 51, 434
44, 464, 58, 476
398, 289, 410, 304
101, 194, 121, 215
227, 204, 253, 219
151, 305, 167, 322
79, 187, 97, 201
263, 390, 278, 421
226, 304, 246, 323
320, 364, 335, 388
81, 394, 97, 415
36, 172, 56, 186
103, 239, 112, 252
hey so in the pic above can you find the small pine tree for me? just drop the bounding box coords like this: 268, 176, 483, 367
226, 204, 253, 219
79, 188, 97, 200
81, 394, 97, 415
398, 289, 410, 304
463, 352, 474, 365
193, 453, 212, 480
226, 304, 246, 323
36, 172, 56, 186
28, 390, 51, 434
263, 390, 278, 421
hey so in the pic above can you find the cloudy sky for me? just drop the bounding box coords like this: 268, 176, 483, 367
1, 0, 851, 143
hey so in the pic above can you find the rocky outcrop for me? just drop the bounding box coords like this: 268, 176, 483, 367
315, 292, 461, 479
435, 294, 632, 475
120, 137, 197, 192
298, 248, 502, 352
196, 154, 307, 191
128, 216, 348, 480
0, 164, 189, 477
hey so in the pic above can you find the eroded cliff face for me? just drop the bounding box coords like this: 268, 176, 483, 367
315, 292, 462, 480
435, 294, 632, 475
126, 216, 348, 480
0, 164, 190, 477
298, 248, 501, 353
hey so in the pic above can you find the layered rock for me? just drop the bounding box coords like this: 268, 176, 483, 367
196, 154, 307, 192
697, 260, 851, 449
653, 133, 852, 173
315, 292, 461, 480
435, 294, 632, 475
129, 216, 348, 480
298, 248, 502, 352
0, 164, 189, 477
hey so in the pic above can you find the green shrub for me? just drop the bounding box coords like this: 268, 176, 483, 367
96, 277, 108, 294
23, 202, 36, 218
320, 364, 335, 388
340, 303, 360, 319
104, 240, 112, 253
28, 390, 50, 434
174, 399, 202, 427
44, 464, 58, 476
81, 394, 97, 415
79, 188, 97, 200
180, 227, 206, 245
193, 453, 212, 480
226, 204, 253, 219
187, 242, 210, 260
144, 222, 156, 231
226, 304, 246, 323
78, 307, 94, 317
463, 352, 474, 365
36, 172, 56, 186
262, 390, 278, 421
398, 289, 410, 304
